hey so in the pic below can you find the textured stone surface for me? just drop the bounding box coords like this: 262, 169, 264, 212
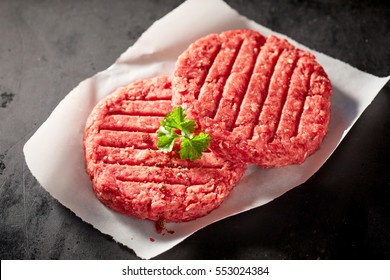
0, 0, 389, 259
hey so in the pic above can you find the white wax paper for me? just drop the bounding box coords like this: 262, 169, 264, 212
23, 0, 390, 259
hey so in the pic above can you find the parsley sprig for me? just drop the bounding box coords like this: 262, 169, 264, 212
157, 106, 211, 161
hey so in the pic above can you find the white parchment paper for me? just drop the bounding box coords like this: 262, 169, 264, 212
23, 0, 390, 259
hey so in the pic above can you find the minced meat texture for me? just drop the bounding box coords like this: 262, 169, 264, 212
83, 76, 246, 222
172, 30, 332, 167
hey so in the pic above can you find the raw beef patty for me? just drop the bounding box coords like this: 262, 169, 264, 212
172, 30, 332, 167
83, 76, 246, 222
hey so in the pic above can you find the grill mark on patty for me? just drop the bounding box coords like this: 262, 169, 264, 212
293, 70, 313, 138
249, 39, 286, 140
141, 95, 172, 101
114, 181, 187, 198
213, 38, 254, 129
275, 56, 314, 139
100, 115, 162, 132
107, 100, 171, 116
197, 39, 243, 118
100, 126, 157, 133
96, 146, 225, 168
98, 131, 158, 149
295, 65, 331, 139
110, 165, 227, 186
112, 181, 215, 208
98, 98, 168, 147
186, 35, 222, 100
221, 37, 263, 131
254, 49, 293, 143
267, 50, 299, 143
231, 59, 268, 137
210, 39, 244, 120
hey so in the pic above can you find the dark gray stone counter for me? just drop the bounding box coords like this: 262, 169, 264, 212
1, 0, 389, 259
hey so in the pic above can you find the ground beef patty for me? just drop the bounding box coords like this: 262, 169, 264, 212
172, 30, 332, 167
83, 76, 246, 222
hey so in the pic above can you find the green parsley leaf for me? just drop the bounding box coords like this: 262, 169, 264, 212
156, 126, 179, 153
160, 106, 196, 135
156, 106, 211, 160
179, 119, 196, 137
180, 132, 211, 161
191, 132, 212, 152
180, 138, 199, 161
